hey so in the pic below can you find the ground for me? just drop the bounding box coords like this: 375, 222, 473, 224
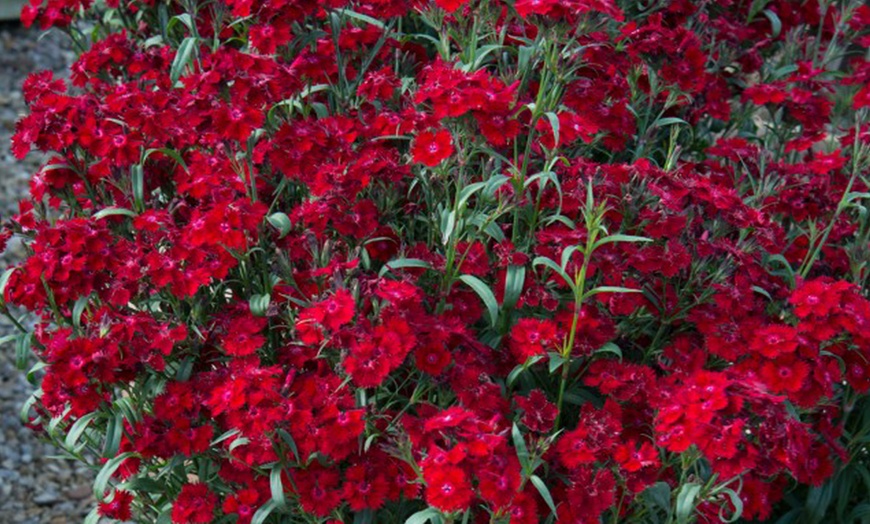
0, 21, 103, 524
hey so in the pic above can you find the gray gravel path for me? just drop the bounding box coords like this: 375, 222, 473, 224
0, 21, 101, 524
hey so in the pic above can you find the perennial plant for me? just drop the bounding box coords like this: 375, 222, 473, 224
3, 0, 870, 522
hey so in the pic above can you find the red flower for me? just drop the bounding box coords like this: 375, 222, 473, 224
294, 464, 342, 517
171, 484, 217, 524
415, 343, 452, 375
412, 129, 454, 166
760, 355, 811, 394
790, 279, 850, 318
508, 317, 559, 363
423, 465, 473, 512
614, 440, 660, 473
222, 489, 262, 524
98, 490, 133, 521
750, 324, 800, 358
435, 0, 466, 13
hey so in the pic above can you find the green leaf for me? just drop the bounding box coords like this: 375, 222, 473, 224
170, 37, 197, 85
15, 331, 32, 371
0, 267, 16, 307
270, 465, 287, 508
531, 475, 557, 515
457, 182, 486, 210
83, 507, 100, 524
458, 275, 499, 327
72, 295, 90, 330
675, 483, 702, 523
644, 481, 672, 512
277, 429, 300, 462
595, 342, 623, 360
211, 429, 240, 447
506, 355, 542, 388
503, 265, 525, 310
64, 412, 97, 452
251, 499, 280, 524
544, 111, 560, 147
653, 117, 689, 128
103, 410, 124, 458
548, 352, 566, 374
405, 508, 443, 524
441, 210, 457, 246
378, 258, 432, 278
93, 207, 137, 220
512, 422, 530, 470
718, 487, 744, 523
763, 9, 782, 37
752, 285, 772, 301
592, 234, 653, 251
94, 452, 136, 501
517, 45, 534, 75
143, 148, 188, 171
131, 164, 144, 212
584, 285, 642, 299
560, 245, 581, 271
333, 8, 385, 28
249, 294, 271, 317
267, 212, 292, 238
532, 256, 574, 291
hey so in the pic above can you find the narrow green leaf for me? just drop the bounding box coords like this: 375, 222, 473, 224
544, 111, 560, 147
595, 342, 623, 360
103, 411, 124, 458
83, 507, 100, 524
531, 475, 557, 515
211, 429, 240, 447
458, 275, 499, 327
718, 488, 744, 523
15, 331, 32, 371
251, 499, 280, 524
644, 481, 672, 511
512, 422, 530, 470
457, 182, 486, 210
378, 258, 432, 278
584, 286, 642, 299
405, 508, 442, 524
506, 355, 542, 388
532, 256, 574, 291
593, 234, 653, 251
653, 117, 689, 128
334, 8, 385, 28
675, 483, 702, 523
131, 164, 144, 212
560, 246, 581, 272
64, 412, 98, 452
249, 294, 271, 317
93, 207, 137, 220
267, 212, 292, 238
270, 465, 287, 508
548, 352, 566, 374
763, 9, 782, 37
72, 295, 90, 329
94, 452, 136, 501
170, 37, 197, 85
441, 210, 456, 246
503, 265, 526, 310
277, 429, 300, 462
0, 267, 16, 307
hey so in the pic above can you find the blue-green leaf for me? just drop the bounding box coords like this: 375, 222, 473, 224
458, 275, 499, 327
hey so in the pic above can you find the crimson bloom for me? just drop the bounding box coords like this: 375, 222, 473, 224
412, 129, 454, 166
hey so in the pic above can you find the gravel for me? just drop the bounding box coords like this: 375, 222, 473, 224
0, 20, 104, 524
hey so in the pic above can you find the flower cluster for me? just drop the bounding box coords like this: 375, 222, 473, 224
4, 0, 870, 523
